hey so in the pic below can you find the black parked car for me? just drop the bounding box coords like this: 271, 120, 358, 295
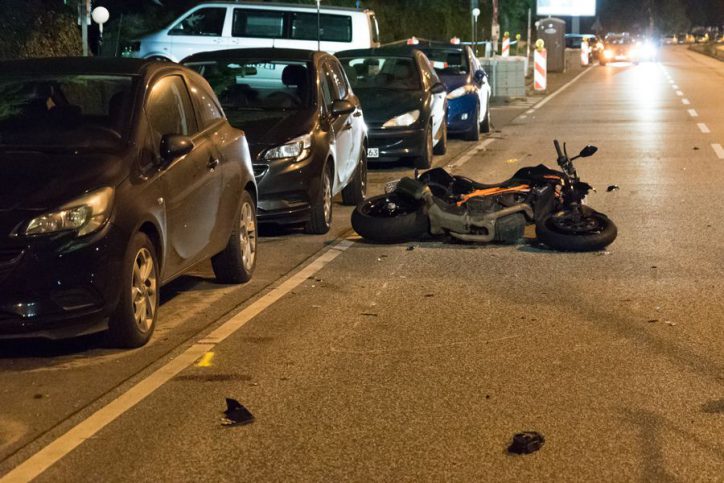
183, 48, 367, 233
336, 46, 448, 168
0, 58, 257, 347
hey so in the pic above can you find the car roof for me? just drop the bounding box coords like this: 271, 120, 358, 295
0, 57, 158, 76
183, 48, 324, 64
336, 46, 421, 58
182, 1, 369, 13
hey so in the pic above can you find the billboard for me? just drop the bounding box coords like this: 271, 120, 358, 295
537, 0, 596, 17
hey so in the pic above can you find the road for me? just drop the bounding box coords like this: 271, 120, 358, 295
1, 46, 723, 481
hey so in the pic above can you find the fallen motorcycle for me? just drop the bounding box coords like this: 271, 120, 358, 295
351, 140, 617, 252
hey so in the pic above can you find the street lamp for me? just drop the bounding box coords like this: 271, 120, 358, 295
316, 0, 321, 51
472, 8, 480, 56
91, 6, 110, 55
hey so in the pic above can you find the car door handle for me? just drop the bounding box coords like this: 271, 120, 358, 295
207, 158, 220, 171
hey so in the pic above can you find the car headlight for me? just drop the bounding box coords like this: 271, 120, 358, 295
446, 85, 475, 100
603, 49, 613, 59
22, 187, 114, 237
263, 134, 312, 161
382, 110, 420, 128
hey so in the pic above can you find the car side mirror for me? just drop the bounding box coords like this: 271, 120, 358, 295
160, 134, 194, 164
474, 70, 486, 83
331, 99, 355, 116
430, 82, 446, 94
579, 145, 598, 157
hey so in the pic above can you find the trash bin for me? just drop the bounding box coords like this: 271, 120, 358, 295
536, 18, 565, 72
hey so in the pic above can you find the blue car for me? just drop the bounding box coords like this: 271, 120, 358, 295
417, 42, 491, 141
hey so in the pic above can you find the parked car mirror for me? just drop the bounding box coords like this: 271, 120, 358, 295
474, 70, 487, 83
331, 99, 355, 116
160, 134, 194, 164
430, 82, 446, 94
579, 145, 598, 157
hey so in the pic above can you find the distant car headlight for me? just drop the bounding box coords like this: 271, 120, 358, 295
21, 187, 114, 237
264, 134, 312, 161
382, 110, 420, 128
446, 85, 476, 100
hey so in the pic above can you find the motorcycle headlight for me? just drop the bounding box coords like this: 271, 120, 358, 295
263, 134, 312, 161
446, 86, 475, 100
382, 110, 420, 128
22, 187, 114, 237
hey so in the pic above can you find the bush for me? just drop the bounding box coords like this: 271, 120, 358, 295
0, 0, 81, 60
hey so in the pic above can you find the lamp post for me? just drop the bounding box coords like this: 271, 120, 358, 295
472, 7, 480, 56
91, 6, 110, 55
316, 0, 321, 51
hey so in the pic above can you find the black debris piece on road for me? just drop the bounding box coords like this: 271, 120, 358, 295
507, 431, 545, 455
607, 185, 620, 192
222, 398, 255, 426
406, 246, 415, 251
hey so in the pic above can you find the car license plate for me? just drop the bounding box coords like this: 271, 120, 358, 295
384, 179, 400, 193
367, 147, 379, 159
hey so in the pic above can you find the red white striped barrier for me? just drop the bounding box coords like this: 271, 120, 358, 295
502, 37, 510, 57
534, 48, 547, 91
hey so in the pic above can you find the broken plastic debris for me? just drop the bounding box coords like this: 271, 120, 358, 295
508, 431, 545, 455
407, 246, 415, 251
222, 398, 255, 426
693, 146, 699, 150
597, 251, 611, 256
606, 185, 620, 192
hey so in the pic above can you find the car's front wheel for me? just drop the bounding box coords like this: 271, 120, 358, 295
414, 124, 434, 169
108, 232, 159, 348
212, 190, 257, 284
305, 163, 333, 234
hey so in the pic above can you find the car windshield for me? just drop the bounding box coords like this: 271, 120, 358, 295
185, 60, 312, 111
605, 34, 632, 45
338, 56, 421, 91
420, 48, 469, 76
0, 74, 134, 150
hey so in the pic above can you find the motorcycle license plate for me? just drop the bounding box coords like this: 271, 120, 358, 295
367, 147, 379, 159
384, 179, 400, 193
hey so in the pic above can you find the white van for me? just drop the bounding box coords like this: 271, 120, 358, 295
130, 1, 380, 62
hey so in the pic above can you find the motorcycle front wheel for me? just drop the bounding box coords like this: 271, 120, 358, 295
536, 208, 617, 252
351, 193, 429, 243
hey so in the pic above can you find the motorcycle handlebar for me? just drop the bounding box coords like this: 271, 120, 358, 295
553, 139, 564, 159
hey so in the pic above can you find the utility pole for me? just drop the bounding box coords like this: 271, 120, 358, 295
81, 0, 91, 56
492, 0, 499, 55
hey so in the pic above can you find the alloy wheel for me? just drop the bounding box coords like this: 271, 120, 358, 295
323, 171, 332, 223
240, 200, 257, 272
131, 247, 157, 333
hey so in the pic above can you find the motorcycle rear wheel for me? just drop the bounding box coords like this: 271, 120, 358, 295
536, 209, 617, 252
351, 193, 428, 243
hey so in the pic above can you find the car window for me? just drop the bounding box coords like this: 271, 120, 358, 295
422, 48, 469, 75
326, 60, 349, 99
185, 60, 312, 113
146, 76, 198, 140
290, 13, 352, 42
0, 74, 133, 149
232, 9, 284, 38
337, 56, 421, 91
188, 79, 224, 129
319, 64, 335, 108
169, 8, 226, 37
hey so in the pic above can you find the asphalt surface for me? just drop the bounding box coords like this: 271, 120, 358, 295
1, 46, 723, 481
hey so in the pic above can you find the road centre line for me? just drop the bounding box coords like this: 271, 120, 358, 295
0, 240, 355, 483
672, 84, 679, 89
688, 109, 699, 118
713, 144, 724, 160
682, 99, 690, 105
697, 123, 710, 134
676, 90, 683, 96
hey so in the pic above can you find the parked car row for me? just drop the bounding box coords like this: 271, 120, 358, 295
0, 10, 492, 348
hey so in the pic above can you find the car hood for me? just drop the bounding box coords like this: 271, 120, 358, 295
225, 109, 315, 160
0, 149, 127, 212
354, 89, 424, 125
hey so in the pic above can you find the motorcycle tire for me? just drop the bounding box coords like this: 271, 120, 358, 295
351, 193, 428, 243
536, 209, 617, 252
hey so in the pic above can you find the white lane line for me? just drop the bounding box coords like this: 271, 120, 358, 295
447, 137, 496, 170
688, 109, 699, 118
672, 84, 679, 89
532, 66, 594, 110
0, 240, 355, 483
525, 109, 535, 114
682, 98, 690, 105
697, 123, 710, 134
668, 79, 674, 84
713, 144, 724, 159
520, 114, 528, 119
676, 90, 683, 96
